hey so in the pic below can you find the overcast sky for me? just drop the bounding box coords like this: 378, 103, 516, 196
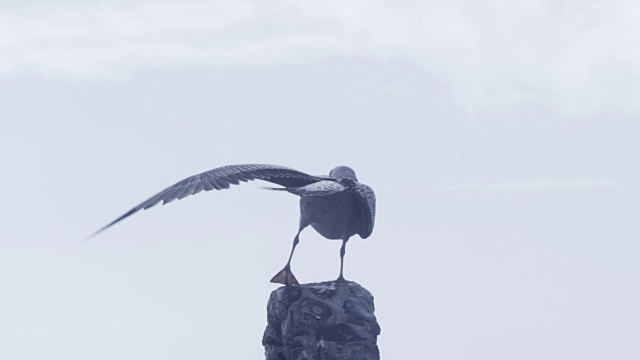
1, 1, 639, 359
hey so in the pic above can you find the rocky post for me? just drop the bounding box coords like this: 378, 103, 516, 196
262, 281, 381, 360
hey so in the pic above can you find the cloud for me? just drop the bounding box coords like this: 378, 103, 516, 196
2, 0, 640, 122
448, 178, 617, 191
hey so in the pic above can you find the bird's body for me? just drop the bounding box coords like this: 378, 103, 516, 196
300, 191, 363, 240
91, 164, 376, 285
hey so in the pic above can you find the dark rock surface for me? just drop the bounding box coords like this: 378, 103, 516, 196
263, 281, 381, 360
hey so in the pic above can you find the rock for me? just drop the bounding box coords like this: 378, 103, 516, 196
262, 281, 381, 360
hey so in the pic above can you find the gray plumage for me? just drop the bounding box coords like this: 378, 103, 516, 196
91, 163, 376, 285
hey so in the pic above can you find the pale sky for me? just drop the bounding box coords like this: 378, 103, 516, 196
1, 1, 639, 359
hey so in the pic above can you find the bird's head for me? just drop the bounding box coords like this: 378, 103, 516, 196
329, 166, 358, 182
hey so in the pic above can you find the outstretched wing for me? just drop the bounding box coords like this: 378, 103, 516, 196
90, 164, 324, 237
354, 183, 376, 239
262, 180, 347, 197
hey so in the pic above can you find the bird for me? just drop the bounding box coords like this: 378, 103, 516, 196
90, 164, 376, 286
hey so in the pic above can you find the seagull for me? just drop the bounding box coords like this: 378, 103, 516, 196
90, 164, 376, 286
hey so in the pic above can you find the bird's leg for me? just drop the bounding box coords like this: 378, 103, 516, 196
270, 232, 301, 286
336, 238, 349, 283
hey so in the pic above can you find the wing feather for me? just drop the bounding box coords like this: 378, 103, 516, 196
202, 178, 215, 191
178, 181, 198, 200
192, 179, 205, 195
355, 183, 376, 239
90, 164, 323, 237
263, 180, 347, 196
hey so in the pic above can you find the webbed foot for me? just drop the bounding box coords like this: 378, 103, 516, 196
270, 266, 299, 286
